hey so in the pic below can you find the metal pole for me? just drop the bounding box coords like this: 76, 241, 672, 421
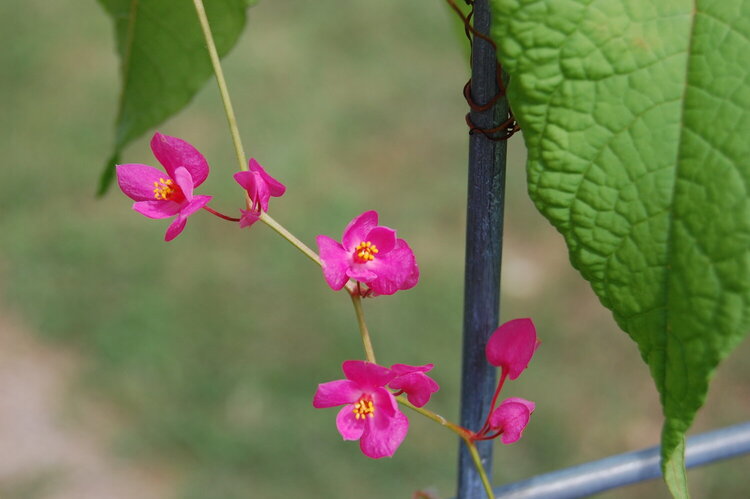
457, 0, 510, 496
490, 421, 750, 499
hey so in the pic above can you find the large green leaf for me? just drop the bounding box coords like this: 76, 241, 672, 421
97, 0, 255, 194
490, 0, 750, 495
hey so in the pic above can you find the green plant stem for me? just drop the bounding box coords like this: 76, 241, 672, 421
466, 440, 495, 499
192, 0, 248, 173
259, 212, 321, 266
397, 397, 493, 499
397, 396, 470, 438
349, 293, 376, 363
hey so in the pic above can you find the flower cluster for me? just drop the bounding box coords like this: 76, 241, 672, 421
313, 360, 439, 458
115, 132, 537, 466
472, 318, 539, 444
116, 134, 419, 299
116, 132, 285, 240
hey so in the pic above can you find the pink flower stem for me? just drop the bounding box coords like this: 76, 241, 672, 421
472, 431, 502, 441
477, 369, 508, 437
202, 205, 241, 222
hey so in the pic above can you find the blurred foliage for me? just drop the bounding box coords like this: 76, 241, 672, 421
1, 1, 748, 498
96, 0, 253, 194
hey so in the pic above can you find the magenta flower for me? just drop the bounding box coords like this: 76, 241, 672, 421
486, 318, 540, 380
234, 158, 286, 227
388, 363, 440, 408
116, 132, 212, 241
316, 211, 419, 295
313, 360, 409, 459
488, 397, 535, 444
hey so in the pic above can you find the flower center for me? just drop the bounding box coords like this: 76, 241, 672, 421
153, 178, 179, 201
352, 395, 375, 420
354, 241, 379, 263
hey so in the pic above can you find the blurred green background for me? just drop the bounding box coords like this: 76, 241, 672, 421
1, 1, 748, 498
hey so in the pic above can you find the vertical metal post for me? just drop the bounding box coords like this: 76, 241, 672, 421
456, 0, 509, 497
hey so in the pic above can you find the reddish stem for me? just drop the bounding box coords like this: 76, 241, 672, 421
203, 205, 240, 222
472, 431, 501, 441
476, 369, 508, 437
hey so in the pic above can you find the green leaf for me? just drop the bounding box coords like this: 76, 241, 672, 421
96, 0, 256, 195
490, 0, 750, 496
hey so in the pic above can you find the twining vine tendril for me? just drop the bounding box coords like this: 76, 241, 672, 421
447, 0, 520, 141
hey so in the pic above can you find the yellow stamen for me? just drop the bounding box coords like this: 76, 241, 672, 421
352, 396, 375, 420
153, 178, 175, 200
354, 241, 379, 262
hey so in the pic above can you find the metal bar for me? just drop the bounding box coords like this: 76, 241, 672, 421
457, 0, 510, 496
490, 421, 750, 499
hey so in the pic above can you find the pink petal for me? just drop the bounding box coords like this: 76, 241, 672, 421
133, 200, 182, 219
234, 171, 270, 211
489, 398, 534, 444
502, 397, 536, 414
365, 226, 396, 254
164, 213, 188, 242
342, 360, 395, 389
255, 181, 271, 212
313, 379, 361, 408
359, 409, 409, 459
486, 318, 539, 380
116, 164, 168, 201
316, 235, 350, 291
388, 372, 440, 408
180, 195, 211, 218
371, 386, 398, 418
335, 405, 365, 441
150, 132, 209, 186
249, 158, 286, 197
233, 170, 254, 191
239, 209, 261, 228
401, 253, 420, 291
173, 166, 195, 201
390, 363, 434, 376
341, 211, 379, 250
346, 266, 378, 283
367, 239, 418, 295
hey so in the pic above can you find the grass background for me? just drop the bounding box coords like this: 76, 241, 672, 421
1, 0, 748, 498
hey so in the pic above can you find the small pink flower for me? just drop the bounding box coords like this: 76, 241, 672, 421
486, 318, 540, 380
316, 211, 419, 295
488, 397, 535, 444
234, 158, 286, 227
116, 132, 212, 241
313, 360, 409, 459
388, 363, 440, 408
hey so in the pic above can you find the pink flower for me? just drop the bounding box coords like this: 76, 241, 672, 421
313, 360, 409, 459
486, 318, 540, 380
316, 211, 419, 295
234, 158, 286, 227
488, 397, 535, 444
388, 363, 440, 408
116, 132, 212, 241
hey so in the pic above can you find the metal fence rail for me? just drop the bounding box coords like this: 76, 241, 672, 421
488, 421, 750, 499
